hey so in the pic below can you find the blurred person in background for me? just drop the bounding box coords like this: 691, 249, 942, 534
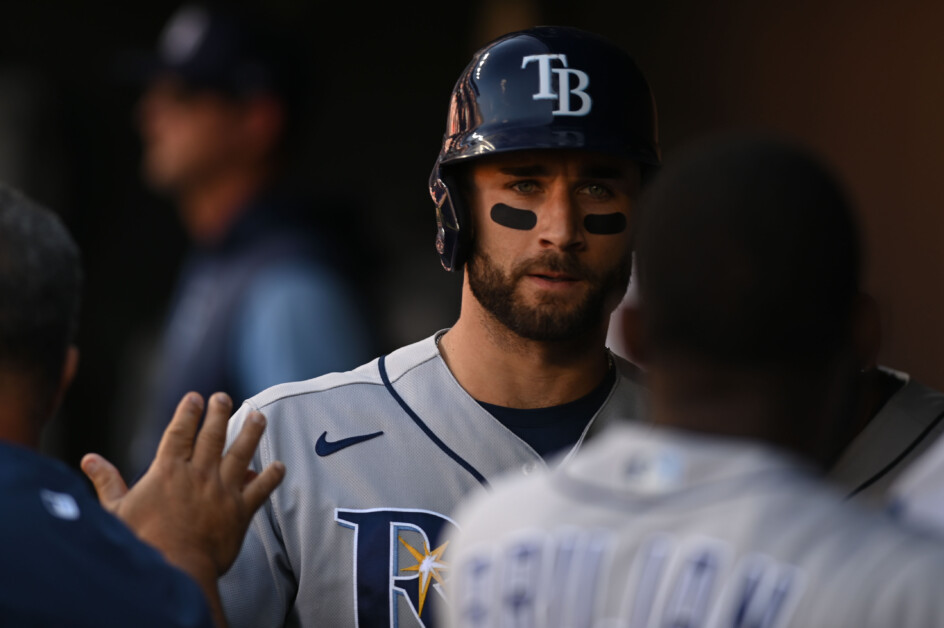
125, 3, 376, 476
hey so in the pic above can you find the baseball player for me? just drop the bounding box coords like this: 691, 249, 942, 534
217, 26, 658, 627
442, 135, 944, 628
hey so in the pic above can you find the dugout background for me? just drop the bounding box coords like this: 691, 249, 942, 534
0, 0, 940, 471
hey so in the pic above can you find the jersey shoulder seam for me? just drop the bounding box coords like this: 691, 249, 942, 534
384, 351, 442, 385
250, 375, 386, 411
249, 345, 444, 411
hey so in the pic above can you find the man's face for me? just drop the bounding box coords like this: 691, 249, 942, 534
136, 77, 247, 193
465, 149, 639, 341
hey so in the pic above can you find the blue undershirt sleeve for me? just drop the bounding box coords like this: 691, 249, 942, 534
232, 262, 373, 400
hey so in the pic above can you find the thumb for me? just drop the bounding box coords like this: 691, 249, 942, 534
80, 453, 129, 512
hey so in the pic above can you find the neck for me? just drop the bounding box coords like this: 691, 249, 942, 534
646, 359, 842, 468
438, 282, 611, 408
178, 165, 272, 245
0, 373, 46, 450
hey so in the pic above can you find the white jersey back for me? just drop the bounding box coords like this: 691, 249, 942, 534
218, 333, 645, 627
444, 422, 944, 628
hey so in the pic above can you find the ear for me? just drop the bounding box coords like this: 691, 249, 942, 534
619, 301, 649, 367
852, 292, 881, 371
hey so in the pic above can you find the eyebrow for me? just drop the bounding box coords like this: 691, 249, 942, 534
498, 165, 550, 177
580, 165, 626, 179
497, 164, 626, 179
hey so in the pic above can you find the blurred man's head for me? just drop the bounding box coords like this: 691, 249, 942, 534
135, 4, 299, 196
0, 184, 81, 442
626, 134, 863, 463
634, 134, 860, 367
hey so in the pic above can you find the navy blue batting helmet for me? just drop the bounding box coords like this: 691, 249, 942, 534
429, 26, 661, 271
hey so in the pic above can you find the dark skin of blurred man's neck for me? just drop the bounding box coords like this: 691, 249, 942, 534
620, 305, 861, 470
177, 165, 274, 245
0, 347, 78, 450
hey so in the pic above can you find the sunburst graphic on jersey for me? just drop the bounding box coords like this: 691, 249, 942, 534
399, 536, 449, 617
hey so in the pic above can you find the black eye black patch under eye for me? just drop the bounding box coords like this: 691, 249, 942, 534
490, 203, 537, 230
584, 213, 627, 235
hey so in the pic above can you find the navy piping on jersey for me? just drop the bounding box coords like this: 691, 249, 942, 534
378, 354, 490, 488
845, 408, 944, 499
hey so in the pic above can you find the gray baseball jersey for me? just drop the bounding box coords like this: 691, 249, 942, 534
830, 366, 944, 504
443, 422, 944, 628
218, 332, 644, 627
887, 416, 944, 535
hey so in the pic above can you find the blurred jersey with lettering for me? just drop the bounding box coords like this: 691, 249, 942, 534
444, 422, 944, 628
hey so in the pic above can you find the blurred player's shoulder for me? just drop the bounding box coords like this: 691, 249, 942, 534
612, 352, 645, 388
833, 366, 944, 504
888, 396, 944, 535
606, 353, 648, 425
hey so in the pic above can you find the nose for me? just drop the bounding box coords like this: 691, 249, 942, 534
537, 186, 585, 252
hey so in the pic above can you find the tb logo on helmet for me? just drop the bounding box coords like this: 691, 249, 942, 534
522, 54, 592, 116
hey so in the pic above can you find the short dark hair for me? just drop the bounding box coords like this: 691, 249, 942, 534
633, 134, 861, 367
0, 184, 82, 391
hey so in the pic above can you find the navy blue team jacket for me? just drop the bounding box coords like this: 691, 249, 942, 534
0, 441, 213, 627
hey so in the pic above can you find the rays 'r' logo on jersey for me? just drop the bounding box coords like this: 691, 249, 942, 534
336, 508, 458, 627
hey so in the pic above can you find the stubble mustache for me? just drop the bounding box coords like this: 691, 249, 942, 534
509, 251, 595, 284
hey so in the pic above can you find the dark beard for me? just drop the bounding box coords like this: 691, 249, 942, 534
466, 246, 631, 341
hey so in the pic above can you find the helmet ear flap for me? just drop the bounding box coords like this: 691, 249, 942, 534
430, 166, 470, 272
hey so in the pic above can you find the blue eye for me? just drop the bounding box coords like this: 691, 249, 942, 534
583, 184, 611, 199
512, 181, 537, 194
